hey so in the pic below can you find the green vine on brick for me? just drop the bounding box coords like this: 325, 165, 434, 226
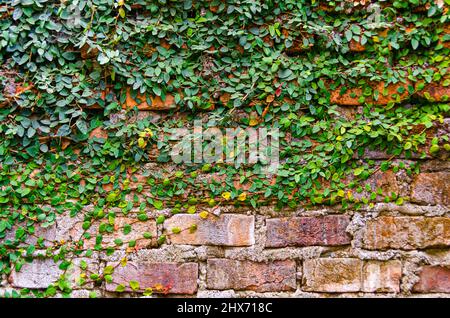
0, 0, 449, 297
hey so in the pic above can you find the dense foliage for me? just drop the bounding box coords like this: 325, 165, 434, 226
0, 0, 449, 297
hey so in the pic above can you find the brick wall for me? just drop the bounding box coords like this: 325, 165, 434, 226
1, 1, 450, 298
2, 167, 449, 297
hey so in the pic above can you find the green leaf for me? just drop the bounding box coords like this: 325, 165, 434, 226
353, 167, 364, 176
129, 280, 140, 291
115, 284, 126, 292
278, 69, 293, 79
76, 120, 88, 135
156, 215, 165, 224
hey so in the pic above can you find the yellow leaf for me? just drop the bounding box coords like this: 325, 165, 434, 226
249, 117, 259, 127
120, 257, 127, 267
199, 211, 209, 219
221, 192, 231, 200
154, 283, 164, 292
237, 192, 247, 201
119, 7, 126, 18
138, 137, 146, 148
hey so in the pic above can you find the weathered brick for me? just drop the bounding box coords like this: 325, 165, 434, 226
4, 223, 57, 247
89, 127, 108, 139
416, 83, 450, 102
330, 82, 411, 106
265, 215, 351, 248
206, 259, 296, 292
362, 261, 402, 293
105, 262, 198, 294
72, 217, 157, 250
411, 172, 450, 206
413, 266, 450, 293
9, 259, 61, 289
164, 214, 254, 246
122, 89, 177, 110
362, 216, 450, 250
349, 39, 366, 52
9, 258, 96, 289
101, 217, 157, 249
366, 170, 399, 194
303, 258, 362, 292
353, 170, 400, 201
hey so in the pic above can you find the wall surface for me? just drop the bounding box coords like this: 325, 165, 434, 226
1, 0, 450, 298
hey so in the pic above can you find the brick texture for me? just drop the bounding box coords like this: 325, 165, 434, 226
206, 259, 296, 292
362, 261, 402, 293
413, 266, 450, 293
411, 172, 450, 206
164, 214, 254, 246
265, 215, 351, 248
9, 259, 62, 289
9, 258, 95, 289
302, 258, 363, 292
362, 216, 450, 250
106, 262, 198, 294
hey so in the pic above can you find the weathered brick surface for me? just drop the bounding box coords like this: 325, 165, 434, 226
330, 82, 411, 106
265, 215, 351, 248
206, 259, 296, 292
416, 83, 450, 102
66, 216, 157, 250
355, 170, 400, 200
123, 89, 177, 110
89, 127, 108, 139
164, 214, 254, 246
413, 266, 450, 293
101, 217, 157, 249
9, 259, 62, 289
9, 258, 95, 289
302, 258, 362, 292
362, 261, 402, 293
106, 262, 198, 294
362, 216, 450, 250
410, 172, 450, 206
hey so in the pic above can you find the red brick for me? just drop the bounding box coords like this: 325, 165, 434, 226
413, 266, 450, 293
206, 259, 296, 292
106, 262, 198, 294
349, 39, 366, 52
416, 83, 450, 102
265, 215, 351, 248
89, 127, 108, 139
362, 216, 450, 250
353, 170, 399, 201
122, 88, 178, 110
411, 172, 450, 206
164, 214, 254, 246
330, 81, 411, 106
303, 258, 362, 292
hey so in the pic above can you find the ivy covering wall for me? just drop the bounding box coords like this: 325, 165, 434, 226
0, 0, 449, 298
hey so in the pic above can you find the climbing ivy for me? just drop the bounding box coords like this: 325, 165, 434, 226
0, 0, 450, 297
